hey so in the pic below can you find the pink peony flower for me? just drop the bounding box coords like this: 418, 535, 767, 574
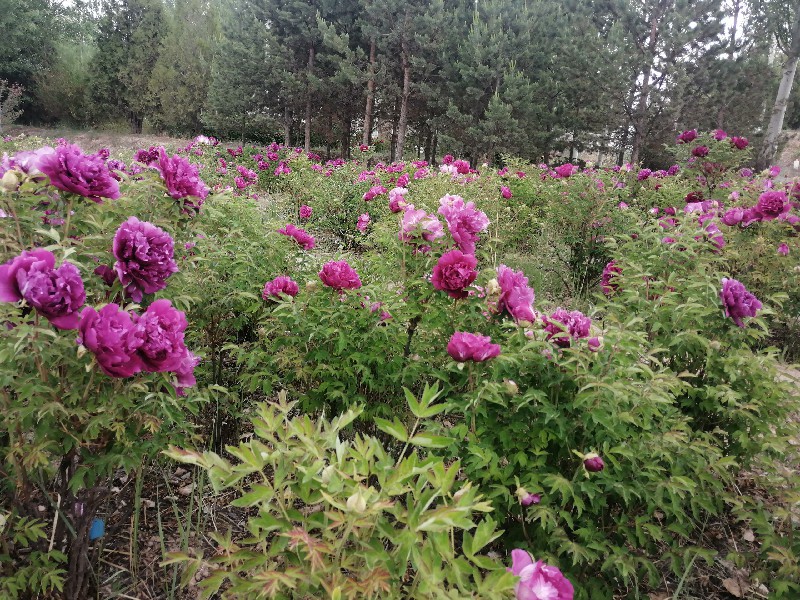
357, 213, 371, 233
755, 191, 790, 221
721, 207, 744, 226
507, 549, 574, 600
720, 278, 762, 327
438, 194, 490, 255
713, 129, 727, 141
676, 129, 698, 144
730, 136, 748, 150
319, 260, 362, 291
501, 186, 513, 199
778, 243, 789, 256
278, 223, 315, 250
446, 332, 501, 362
38, 143, 120, 202
156, 148, 209, 207
0, 249, 85, 329
496, 265, 535, 322
299, 205, 312, 220
691, 145, 709, 157
431, 250, 478, 299
263, 276, 299, 300
399, 208, 444, 246
113, 217, 178, 303
77, 304, 143, 378
554, 164, 576, 178
388, 187, 410, 212
134, 299, 190, 373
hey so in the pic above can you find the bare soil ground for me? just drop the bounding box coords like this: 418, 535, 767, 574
4, 125, 192, 156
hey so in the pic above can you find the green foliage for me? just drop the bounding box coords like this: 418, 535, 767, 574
164, 387, 516, 599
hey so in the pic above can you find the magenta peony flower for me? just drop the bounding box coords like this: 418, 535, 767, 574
0, 249, 85, 329
637, 168, 652, 181
447, 332, 501, 362
134, 147, 161, 165
519, 491, 541, 507
299, 204, 312, 220
676, 129, 698, 144
319, 260, 362, 291
730, 136, 748, 150
554, 164, 576, 178
399, 207, 444, 246
113, 217, 179, 303
721, 207, 744, 226
438, 194, 490, 255
38, 143, 120, 202
501, 186, 513, 199
173, 350, 200, 394
496, 264, 535, 322
543, 309, 592, 347
720, 278, 762, 327
388, 187, 410, 212
507, 549, 574, 600
778, 243, 789, 256
432, 250, 478, 299
357, 213, 371, 233
94, 264, 117, 287
583, 453, 605, 472
278, 223, 315, 250
134, 299, 189, 373
755, 191, 790, 221
77, 304, 143, 378
600, 260, 622, 295
691, 145, 709, 157
263, 276, 299, 300
156, 148, 209, 206
713, 129, 727, 141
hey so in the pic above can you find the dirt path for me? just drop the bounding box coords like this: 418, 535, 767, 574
4, 125, 192, 155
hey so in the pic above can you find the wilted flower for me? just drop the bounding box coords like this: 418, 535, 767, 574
113, 217, 178, 303
600, 260, 622, 295
278, 223, 315, 250
543, 309, 592, 347
319, 260, 362, 291
77, 304, 143, 378
720, 278, 762, 327
446, 332, 501, 362
438, 194, 490, 254
507, 549, 574, 600
0, 249, 85, 329
38, 143, 120, 202
495, 265, 535, 322
432, 250, 478, 299
263, 276, 299, 300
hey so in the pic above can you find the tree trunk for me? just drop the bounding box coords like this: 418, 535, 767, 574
757, 9, 800, 170
304, 46, 315, 153
431, 131, 438, 166
630, 10, 660, 166
341, 114, 351, 159
390, 97, 399, 163
283, 107, 291, 147
362, 37, 376, 146
424, 128, 433, 163
395, 37, 411, 161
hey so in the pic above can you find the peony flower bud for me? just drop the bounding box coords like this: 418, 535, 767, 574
0, 170, 19, 192
346, 489, 367, 514
504, 379, 519, 395
583, 453, 605, 472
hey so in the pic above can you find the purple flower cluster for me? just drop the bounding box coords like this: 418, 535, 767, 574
447, 332, 501, 362
0, 249, 86, 329
507, 549, 574, 600
720, 278, 762, 327
278, 224, 315, 250
38, 143, 120, 203
113, 217, 179, 302
438, 194, 490, 255
77, 300, 198, 387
